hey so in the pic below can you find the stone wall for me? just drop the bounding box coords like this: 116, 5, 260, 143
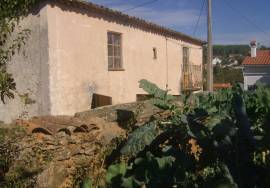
0, 101, 167, 187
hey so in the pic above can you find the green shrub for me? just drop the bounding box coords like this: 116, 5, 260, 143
103, 80, 270, 188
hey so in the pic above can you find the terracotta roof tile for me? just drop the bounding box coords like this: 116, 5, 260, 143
243, 50, 270, 65
214, 83, 232, 90
49, 0, 205, 45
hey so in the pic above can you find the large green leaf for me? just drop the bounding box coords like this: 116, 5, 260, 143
121, 122, 159, 157
106, 163, 127, 184
139, 79, 168, 100
150, 98, 171, 110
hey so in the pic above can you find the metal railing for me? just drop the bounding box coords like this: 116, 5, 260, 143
181, 64, 203, 91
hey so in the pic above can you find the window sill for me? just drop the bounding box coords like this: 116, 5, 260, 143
108, 68, 125, 71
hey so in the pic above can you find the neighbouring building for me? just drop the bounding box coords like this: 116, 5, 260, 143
212, 57, 222, 66
243, 41, 270, 90
0, 0, 204, 123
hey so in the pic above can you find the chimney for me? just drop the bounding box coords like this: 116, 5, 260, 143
250, 40, 257, 58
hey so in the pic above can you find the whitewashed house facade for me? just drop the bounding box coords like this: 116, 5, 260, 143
0, 0, 204, 123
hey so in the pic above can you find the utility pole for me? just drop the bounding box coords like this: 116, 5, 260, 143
207, 0, 213, 92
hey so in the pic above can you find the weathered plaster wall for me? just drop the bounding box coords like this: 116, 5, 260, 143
244, 65, 270, 90
0, 4, 50, 123
46, 3, 203, 116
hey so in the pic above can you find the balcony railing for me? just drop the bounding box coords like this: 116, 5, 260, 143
181, 64, 203, 91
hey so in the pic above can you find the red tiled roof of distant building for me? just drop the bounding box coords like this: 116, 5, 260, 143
243, 50, 270, 65
214, 83, 232, 90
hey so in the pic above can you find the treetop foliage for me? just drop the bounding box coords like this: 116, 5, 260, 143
213, 45, 250, 58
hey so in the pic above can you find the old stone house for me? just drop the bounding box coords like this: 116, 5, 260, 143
0, 0, 204, 123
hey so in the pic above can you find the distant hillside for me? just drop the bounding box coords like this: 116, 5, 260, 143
213, 45, 250, 58
203, 45, 250, 65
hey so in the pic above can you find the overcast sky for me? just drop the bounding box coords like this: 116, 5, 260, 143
89, 0, 270, 46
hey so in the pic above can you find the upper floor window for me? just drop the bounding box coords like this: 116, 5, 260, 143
107, 32, 123, 70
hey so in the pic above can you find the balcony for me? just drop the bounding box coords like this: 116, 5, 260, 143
181, 64, 203, 92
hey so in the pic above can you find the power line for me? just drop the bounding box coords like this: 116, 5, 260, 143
122, 0, 159, 12
193, 0, 206, 36
223, 0, 270, 38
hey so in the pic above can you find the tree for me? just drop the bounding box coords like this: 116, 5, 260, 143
213, 45, 250, 58
214, 65, 243, 84
0, 0, 38, 103
259, 45, 270, 50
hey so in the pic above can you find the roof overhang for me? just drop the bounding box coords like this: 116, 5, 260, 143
46, 0, 206, 46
